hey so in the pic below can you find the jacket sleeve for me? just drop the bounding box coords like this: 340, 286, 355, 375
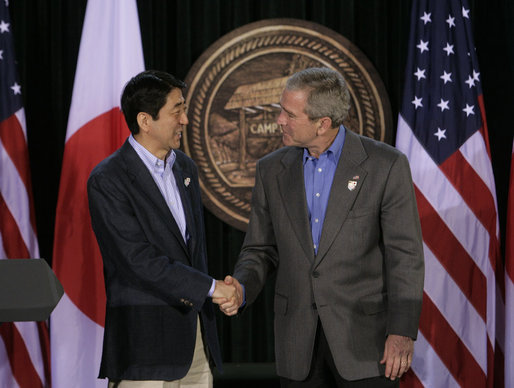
380, 152, 425, 339
233, 161, 279, 306
87, 170, 213, 311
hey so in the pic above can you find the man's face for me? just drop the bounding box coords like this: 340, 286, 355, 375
148, 88, 188, 153
277, 89, 317, 149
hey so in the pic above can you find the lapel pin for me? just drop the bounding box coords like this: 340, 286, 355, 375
348, 180, 357, 191
353, 175, 360, 180
184, 177, 191, 187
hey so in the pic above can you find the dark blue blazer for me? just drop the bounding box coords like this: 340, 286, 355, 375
87, 139, 222, 381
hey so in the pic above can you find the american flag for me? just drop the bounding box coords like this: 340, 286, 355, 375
395, 0, 505, 387
0, 2, 50, 387
505, 139, 514, 388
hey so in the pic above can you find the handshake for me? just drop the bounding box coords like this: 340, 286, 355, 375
211, 276, 244, 316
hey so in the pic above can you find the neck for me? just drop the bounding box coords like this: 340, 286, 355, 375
133, 133, 169, 161
307, 127, 339, 158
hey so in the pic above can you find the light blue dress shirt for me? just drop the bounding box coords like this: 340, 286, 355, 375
128, 135, 187, 241
128, 136, 216, 296
303, 126, 346, 254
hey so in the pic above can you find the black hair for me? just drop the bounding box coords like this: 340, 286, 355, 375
120, 70, 186, 135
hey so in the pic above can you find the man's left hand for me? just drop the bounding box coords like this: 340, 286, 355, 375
380, 334, 414, 381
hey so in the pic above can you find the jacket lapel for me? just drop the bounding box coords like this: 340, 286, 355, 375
120, 141, 189, 256
277, 147, 315, 263
315, 130, 368, 266
172, 156, 196, 255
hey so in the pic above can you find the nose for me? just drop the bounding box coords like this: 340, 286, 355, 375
180, 111, 189, 125
277, 110, 286, 126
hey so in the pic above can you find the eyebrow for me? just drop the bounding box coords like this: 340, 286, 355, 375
173, 100, 185, 109
279, 103, 295, 117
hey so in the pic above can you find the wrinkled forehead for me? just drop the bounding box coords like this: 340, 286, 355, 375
280, 88, 309, 113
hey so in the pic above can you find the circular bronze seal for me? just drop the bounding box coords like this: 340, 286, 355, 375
184, 19, 393, 231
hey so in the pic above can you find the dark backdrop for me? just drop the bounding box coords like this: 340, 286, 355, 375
8, 0, 514, 366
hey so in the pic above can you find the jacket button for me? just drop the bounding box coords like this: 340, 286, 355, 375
312, 271, 319, 278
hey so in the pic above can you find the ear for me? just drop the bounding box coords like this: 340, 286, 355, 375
136, 112, 151, 134
316, 117, 333, 135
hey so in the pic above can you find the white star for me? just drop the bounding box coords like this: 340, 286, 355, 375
437, 98, 450, 112
443, 43, 455, 56
462, 7, 470, 19
11, 82, 21, 95
463, 104, 475, 116
420, 12, 431, 24
440, 71, 452, 84
414, 68, 426, 80
4, 0, 8, 6
465, 75, 476, 88
446, 15, 456, 28
412, 96, 423, 109
434, 128, 447, 141
0, 49, 3, 60
472, 70, 480, 81
417, 40, 429, 53
0, 20, 10, 33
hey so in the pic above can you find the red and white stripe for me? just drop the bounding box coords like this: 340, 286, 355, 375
50, 0, 144, 387
396, 113, 503, 387
505, 139, 514, 388
0, 108, 50, 388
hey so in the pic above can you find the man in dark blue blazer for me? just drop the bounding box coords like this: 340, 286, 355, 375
87, 70, 237, 387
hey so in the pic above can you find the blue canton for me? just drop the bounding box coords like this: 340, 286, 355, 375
401, 0, 483, 165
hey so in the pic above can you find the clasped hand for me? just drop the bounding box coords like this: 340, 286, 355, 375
212, 276, 243, 316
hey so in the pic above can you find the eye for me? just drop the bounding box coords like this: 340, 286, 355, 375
282, 109, 293, 119
171, 104, 187, 116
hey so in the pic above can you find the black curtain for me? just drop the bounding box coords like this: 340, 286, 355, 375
8, 0, 514, 364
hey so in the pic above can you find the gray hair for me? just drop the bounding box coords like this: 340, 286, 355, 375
285, 67, 351, 128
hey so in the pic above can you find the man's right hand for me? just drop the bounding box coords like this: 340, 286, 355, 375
212, 280, 237, 306
218, 276, 244, 316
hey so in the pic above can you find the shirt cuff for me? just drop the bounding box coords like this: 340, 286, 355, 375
241, 283, 246, 307
207, 278, 216, 297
